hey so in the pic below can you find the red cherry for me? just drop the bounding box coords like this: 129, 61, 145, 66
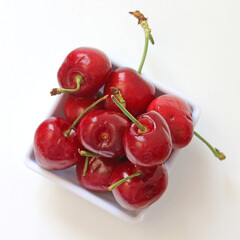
147, 94, 194, 149
34, 117, 83, 170
76, 156, 121, 192
104, 67, 155, 116
64, 91, 103, 126
147, 94, 226, 160
109, 160, 168, 210
77, 110, 130, 158
123, 110, 172, 167
51, 47, 112, 97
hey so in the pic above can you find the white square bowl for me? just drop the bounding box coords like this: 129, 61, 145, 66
25, 61, 200, 223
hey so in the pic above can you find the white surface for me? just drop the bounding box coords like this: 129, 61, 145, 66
0, 0, 239, 239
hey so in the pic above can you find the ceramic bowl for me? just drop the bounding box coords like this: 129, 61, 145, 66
25, 60, 200, 223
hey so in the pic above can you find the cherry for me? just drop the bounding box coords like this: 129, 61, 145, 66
112, 95, 172, 167
77, 110, 130, 158
34, 117, 83, 170
147, 94, 194, 149
51, 47, 112, 97
76, 150, 121, 192
147, 94, 226, 160
103, 11, 155, 117
104, 68, 155, 116
108, 160, 168, 210
64, 91, 103, 126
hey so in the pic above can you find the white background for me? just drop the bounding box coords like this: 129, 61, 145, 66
0, 0, 240, 239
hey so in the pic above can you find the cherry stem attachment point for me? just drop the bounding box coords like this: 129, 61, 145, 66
129, 10, 153, 74
111, 95, 147, 133
50, 75, 83, 96
193, 131, 226, 160
111, 87, 126, 108
78, 149, 100, 158
63, 94, 108, 137
78, 149, 100, 176
108, 172, 142, 191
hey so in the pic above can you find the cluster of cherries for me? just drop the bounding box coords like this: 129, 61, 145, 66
34, 11, 225, 211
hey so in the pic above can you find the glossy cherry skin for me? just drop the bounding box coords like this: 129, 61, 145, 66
110, 161, 168, 210
103, 67, 155, 116
34, 117, 83, 170
58, 47, 112, 97
64, 91, 103, 126
78, 110, 130, 158
76, 156, 121, 192
147, 94, 194, 149
123, 110, 172, 167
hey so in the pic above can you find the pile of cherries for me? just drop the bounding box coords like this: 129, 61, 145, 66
34, 11, 225, 211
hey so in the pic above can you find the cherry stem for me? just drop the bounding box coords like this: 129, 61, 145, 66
111, 95, 147, 133
194, 131, 226, 160
78, 150, 100, 158
78, 150, 100, 176
129, 10, 154, 74
63, 94, 108, 137
108, 172, 142, 191
50, 75, 83, 96
138, 34, 149, 74
83, 156, 89, 176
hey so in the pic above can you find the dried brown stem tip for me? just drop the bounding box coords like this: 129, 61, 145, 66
111, 87, 126, 108
215, 148, 226, 160
50, 88, 62, 96
129, 10, 147, 24
129, 10, 154, 45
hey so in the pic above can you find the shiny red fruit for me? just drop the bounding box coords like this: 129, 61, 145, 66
110, 161, 168, 210
78, 110, 130, 158
58, 47, 112, 97
34, 117, 83, 170
64, 91, 103, 126
123, 110, 172, 167
76, 156, 121, 192
147, 94, 194, 149
104, 67, 155, 116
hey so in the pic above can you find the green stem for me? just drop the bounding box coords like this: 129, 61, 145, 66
108, 172, 142, 191
138, 33, 149, 74
149, 33, 154, 44
50, 75, 83, 96
83, 156, 89, 176
63, 94, 108, 137
194, 131, 226, 160
111, 95, 147, 133
79, 150, 100, 158
129, 10, 153, 74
